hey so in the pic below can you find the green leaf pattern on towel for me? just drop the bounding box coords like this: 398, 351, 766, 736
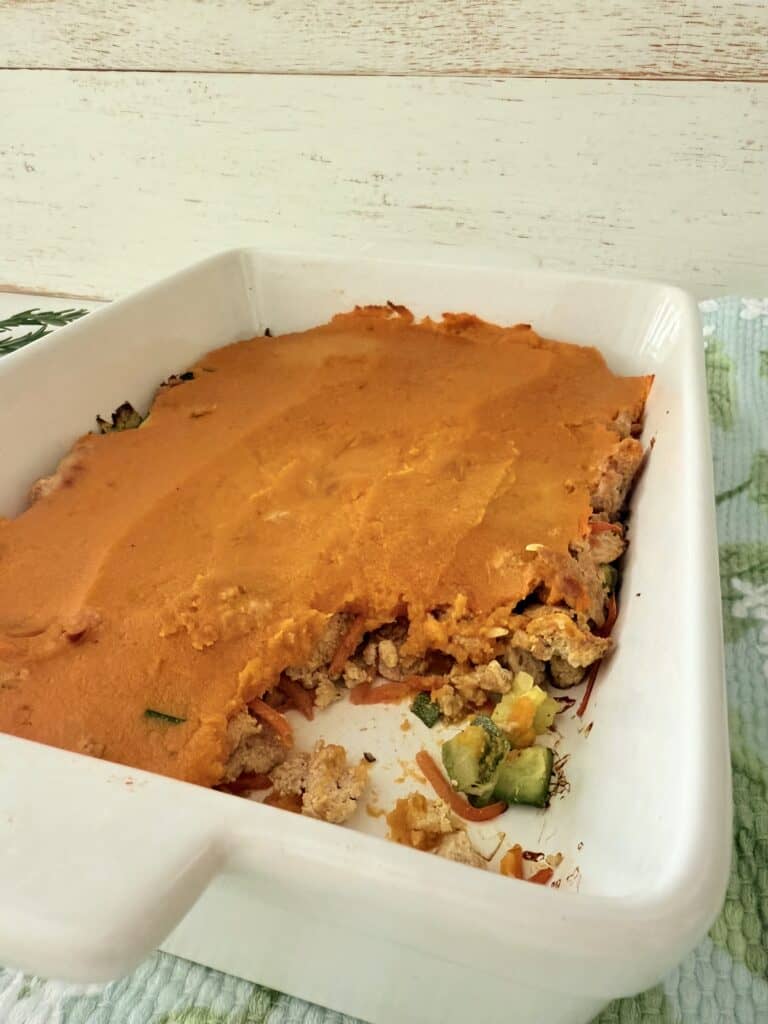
155, 989, 279, 1024
156, 1011, 229, 1024
717, 451, 768, 508
719, 544, 768, 645
709, 710, 768, 976
749, 450, 768, 506
719, 543, 768, 589
705, 340, 737, 429
598, 985, 676, 1023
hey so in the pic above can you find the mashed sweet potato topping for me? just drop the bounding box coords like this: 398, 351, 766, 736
0, 307, 651, 786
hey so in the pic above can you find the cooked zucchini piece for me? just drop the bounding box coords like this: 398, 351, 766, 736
492, 672, 559, 747
492, 746, 554, 808
411, 691, 441, 728
442, 725, 485, 790
441, 715, 510, 802
601, 565, 619, 593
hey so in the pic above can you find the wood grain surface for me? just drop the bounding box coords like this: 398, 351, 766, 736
1, 0, 766, 79
0, 2, 765, 299
0, 72, 764, 299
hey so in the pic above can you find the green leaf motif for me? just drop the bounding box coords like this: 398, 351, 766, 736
760, 349, 768, 378
722, 610, 755, 644
155, 1011, 228, 1024
0, 307, 88, 356
153, 987, 280, 1024
717, 451, 768, 508
596, 984, 676, 1023
715, 478, 750, 506
718, 543, 768, 596
748, 450, 768, 507
708, 708, 768, 976
719, 543, 768, 641
705, 340, 737, 429
239, 987, 279, 1024
16, 977, 44, 1002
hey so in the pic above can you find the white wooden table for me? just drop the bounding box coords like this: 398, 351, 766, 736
0, 1, 766, 302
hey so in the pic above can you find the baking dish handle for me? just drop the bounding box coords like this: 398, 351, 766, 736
0, 737, 225, 983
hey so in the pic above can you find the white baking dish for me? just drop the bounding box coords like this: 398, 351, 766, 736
0, 251, 731, 1024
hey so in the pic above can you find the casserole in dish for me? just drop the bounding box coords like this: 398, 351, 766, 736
0, 251, 730, 1024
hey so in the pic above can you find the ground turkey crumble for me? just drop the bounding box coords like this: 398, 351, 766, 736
271, 740, 370, 824
590, 437, 644, 517
223, 711, 287, 782
386, 792, 486, 869
279, 499, 630, 724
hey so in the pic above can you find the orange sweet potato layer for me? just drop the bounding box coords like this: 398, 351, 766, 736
0, 307, 650, 784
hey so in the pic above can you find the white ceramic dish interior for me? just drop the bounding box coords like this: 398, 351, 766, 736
0, 251, 731, 1024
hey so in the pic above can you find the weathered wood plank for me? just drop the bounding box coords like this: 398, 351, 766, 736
1, 0, 766, 79
0, 72, 764, 298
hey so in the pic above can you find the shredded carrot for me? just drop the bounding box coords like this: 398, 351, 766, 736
415, 750, 507, 822
350, 675, 435, 704
217, 772, 274, 796
350, 680, 417, 705
576, 662, 600, 718
401, 674, 448, 692
500, 844, 524, 879
264, 689, 289, 710
529, 867, 554, 885
601, 592, 618, 637
348, 682, 372, 704
248, 697, 294, 746
329, 613, 368, 677
279, 678, 315, 721
589, 520, 622, 535
577, 593, 619, 718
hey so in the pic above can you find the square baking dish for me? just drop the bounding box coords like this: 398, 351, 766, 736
0, 250, 731, 1024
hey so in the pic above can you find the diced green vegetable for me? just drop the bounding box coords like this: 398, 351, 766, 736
144, 708, 186, 725
601, 565, 619, 593
441, 715, 510, 802
410, 691, 441, 728
442, 725, 485, 789
533, 696, 559, 734
96, 401, 144, 434
492, 746, 554, 808
512, 671, 534, 693
491, 672, 560, 747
